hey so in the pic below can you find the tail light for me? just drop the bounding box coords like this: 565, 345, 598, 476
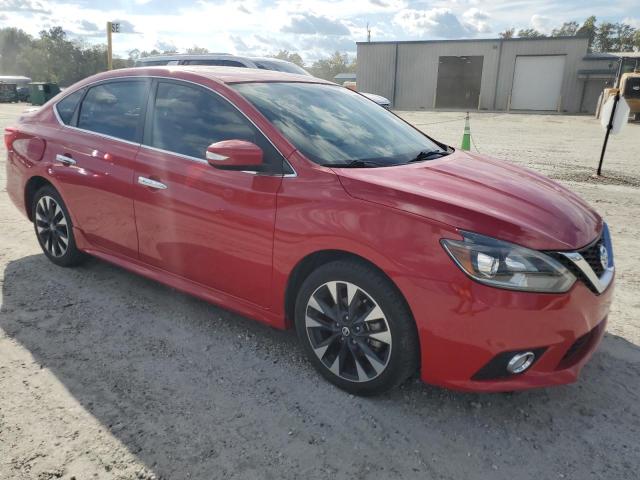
4, 127, 18, 151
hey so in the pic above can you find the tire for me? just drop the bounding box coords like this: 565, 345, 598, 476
32, 185, 86, 267
294, 260, 419, 396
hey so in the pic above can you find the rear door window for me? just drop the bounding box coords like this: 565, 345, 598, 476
55, 89, 84, 125
145, 80, 289, 173
77, 80, 148, 142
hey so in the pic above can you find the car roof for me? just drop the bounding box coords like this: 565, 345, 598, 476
95, 65, 333, 85
137, 53, 234, 61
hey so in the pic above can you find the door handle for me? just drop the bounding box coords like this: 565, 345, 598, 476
55, 154, 76, 166
138, 176, 167, 190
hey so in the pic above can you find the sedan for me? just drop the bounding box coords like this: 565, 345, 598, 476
5, 66, 614, 395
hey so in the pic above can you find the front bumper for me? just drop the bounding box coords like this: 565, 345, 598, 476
408, 271, 614, 392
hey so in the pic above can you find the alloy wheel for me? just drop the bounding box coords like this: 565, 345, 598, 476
305, 281, 392, 382
35, 195, 69, 258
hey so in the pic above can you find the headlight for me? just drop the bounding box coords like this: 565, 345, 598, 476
441, 232, 576, 293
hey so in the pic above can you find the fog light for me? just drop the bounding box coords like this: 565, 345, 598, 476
506, 351, 536, 374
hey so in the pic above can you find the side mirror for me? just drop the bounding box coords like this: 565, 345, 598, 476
206, 140, 263, 169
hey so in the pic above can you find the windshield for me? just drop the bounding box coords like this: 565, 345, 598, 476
252, 60, 310, 76
233, 82, 445, 167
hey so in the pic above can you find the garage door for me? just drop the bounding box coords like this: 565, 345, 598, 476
511, 55, 566, 111
435, 56, 484, 109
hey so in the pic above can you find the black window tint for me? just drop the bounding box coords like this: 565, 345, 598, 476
184, 59, 246, 67
55, 89, 84, 125
78, 81, 147, 142
148, 82, 287, 173
136, 60, 170, 66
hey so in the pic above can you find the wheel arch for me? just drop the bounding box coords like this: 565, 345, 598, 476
24, 175, 54, 221
283, 249, 416, 334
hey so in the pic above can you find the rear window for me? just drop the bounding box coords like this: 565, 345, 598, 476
183, 59, 246, 67
252, 60, 310, 76
135, 60, 170, 66
77, 81, 147, 142
55, 89, 84, 125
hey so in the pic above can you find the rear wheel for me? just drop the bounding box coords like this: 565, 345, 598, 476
32, 186, 86, 267
294, 260, 419, 396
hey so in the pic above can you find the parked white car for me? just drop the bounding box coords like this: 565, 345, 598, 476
134, 54, 392, 109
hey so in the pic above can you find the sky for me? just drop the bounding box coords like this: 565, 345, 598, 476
1, 0, 639, 63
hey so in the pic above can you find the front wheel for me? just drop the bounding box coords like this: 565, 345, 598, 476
294, 260, 419, 396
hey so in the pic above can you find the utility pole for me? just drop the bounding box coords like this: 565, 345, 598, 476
106, 21, 120, 70
367, 22, 371, 42
107, 21, 113, 70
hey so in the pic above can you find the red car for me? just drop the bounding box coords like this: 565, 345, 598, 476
5, 67, 614, 395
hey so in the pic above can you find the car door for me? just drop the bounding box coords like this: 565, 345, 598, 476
132, 79, 289, 308
49, 79, 149, 258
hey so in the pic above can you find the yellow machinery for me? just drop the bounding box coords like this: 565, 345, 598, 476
596, 57, 640, 122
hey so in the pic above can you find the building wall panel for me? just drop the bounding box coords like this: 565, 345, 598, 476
358, 37, 590, 113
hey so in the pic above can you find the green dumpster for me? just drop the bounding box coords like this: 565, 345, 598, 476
0, 83, 18, 103
29, 82, 61, 106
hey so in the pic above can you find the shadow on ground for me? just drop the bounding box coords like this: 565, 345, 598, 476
1, 254, 639, 479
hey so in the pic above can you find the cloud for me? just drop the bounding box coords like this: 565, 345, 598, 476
462, 8, 491, 33
155, 40, 177, 52
393, 8, 475, 38
79, 20, 99, 32
622, 17, 640, 29
281, 13, 350, 36
238, 4, 250, 14
230, 34, 250, 54
531, 14, 553, 34
0, 0, 50, 14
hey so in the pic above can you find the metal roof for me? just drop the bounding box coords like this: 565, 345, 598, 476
357, 35, 586, 45
81, 66, 331, 86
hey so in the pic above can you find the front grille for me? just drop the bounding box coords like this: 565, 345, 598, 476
548, 233, 605, 295
580, 238, 605, 277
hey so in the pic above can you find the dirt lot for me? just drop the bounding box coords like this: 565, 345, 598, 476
1, 103, 639, 480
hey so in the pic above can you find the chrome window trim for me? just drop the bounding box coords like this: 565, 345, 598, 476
52, 74, 297, 178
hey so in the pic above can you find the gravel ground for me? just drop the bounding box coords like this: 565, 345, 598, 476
1, 103, 639, 480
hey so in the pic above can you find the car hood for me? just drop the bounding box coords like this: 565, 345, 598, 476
361, 92, 391, 106
334, 150, 601, 251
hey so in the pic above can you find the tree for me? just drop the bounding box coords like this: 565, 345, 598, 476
187, 45, 209, 54
577, 16, 597, 52
517, 28, 545, 38
551, 21, 579, 37
270, 50, 304, 67
634, 30, 640, 51
499, 28, 515, 39
307, 51, 355, 81
595, 22, 615, 52
612, 22, 636, 52
0, 28, 33, 75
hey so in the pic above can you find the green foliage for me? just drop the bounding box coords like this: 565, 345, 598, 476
307, 51, 356, 81
0, 26, 134, 86
551, 21, 579, 37
546, 17, 638, 53
595, 22, 615, 52
517, 29, 545, 38
186, 45, 209, 54
577, 16, 597, 52
270, 50, 304, 67
499, 28, 515, 39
